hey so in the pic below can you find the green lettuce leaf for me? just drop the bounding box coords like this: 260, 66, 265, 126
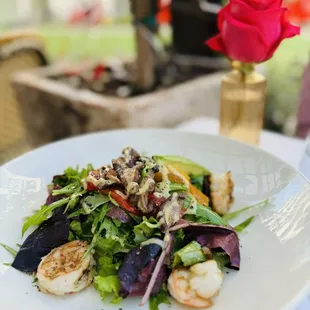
149, 286, 171, 310
94, 275, 122, 304
97, 255, 121, 277
70, 220, 83, 237
172, 241, 206, 268
133, 216, 161, 244
212, 251, 231, 271
96, 237, 129, 257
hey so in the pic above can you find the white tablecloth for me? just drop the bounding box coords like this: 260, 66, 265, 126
176, 117, 310, 310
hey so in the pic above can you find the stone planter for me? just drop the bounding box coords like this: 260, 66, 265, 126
12, 63, 222, 148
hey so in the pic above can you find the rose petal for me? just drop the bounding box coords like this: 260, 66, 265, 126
217, 5, 230, 30
280, 14, 301, 38
205, 34, 226, 55
265, 14, 300, 60
221, 11, 270, 62
229, 0, 284, 46
233, 0, 283, 11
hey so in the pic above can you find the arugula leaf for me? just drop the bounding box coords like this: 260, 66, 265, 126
195, 204, 227, 226
68, 208, 87, 218
94, 275, 122, 304
182, 195, 227, 226
22, 197, 69, 236
234, 216, 256, 233
212, 251, 231, 271
223, 199, 268, 221
183, 214, 211, 224
87, 163, 94, 171
0, 243, 17, 257
53, 164, 94, 187
64, 189, 87, 213
190, 174, 204, 191
91, 203, 109, 234
82, 194, 110, 215
52, 175, 68, 187
52, 182, 81, 196
133, 216, 161, 244
100, 218, 129, 247
172, 241, 206, 268
149, 286, 171, 310
85, 217, 129, 258
23, 185, 87, 235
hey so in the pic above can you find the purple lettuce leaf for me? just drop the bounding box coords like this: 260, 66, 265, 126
118, 244, 162, 298
45, 185, 65, 206
12, 211, 69, 273
127, 259, 167, 297
140, 233, 174, 306
170, 220, 240, 270
107, 206, 133, 224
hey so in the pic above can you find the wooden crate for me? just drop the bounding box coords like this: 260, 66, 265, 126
12, 63, 222, 148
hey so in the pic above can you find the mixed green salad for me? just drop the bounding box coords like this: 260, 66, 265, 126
1, 147, 266, 309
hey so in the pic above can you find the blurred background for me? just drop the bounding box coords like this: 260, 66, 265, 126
0, 0, 310, 164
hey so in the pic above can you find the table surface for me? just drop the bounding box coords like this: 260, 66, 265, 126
176, 117, 310, 310
177, 117, 306, 171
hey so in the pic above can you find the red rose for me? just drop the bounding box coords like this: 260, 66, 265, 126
206, 0, 300, 63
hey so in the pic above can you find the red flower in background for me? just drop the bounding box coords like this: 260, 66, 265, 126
92, 64, 105, 80
157, 0, 171, 24
206, 0, 300, 63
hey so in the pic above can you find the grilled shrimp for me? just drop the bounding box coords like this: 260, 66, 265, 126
210, 172, 234, 215
168, 260, 223, 309
37, 240, 94, 296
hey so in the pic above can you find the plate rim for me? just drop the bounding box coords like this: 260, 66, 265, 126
3, 128, 310, 184
1, 128, 310, 309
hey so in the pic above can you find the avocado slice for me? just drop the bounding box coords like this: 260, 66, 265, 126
152, 155, 210, 175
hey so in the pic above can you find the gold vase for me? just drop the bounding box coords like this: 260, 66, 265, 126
219, 63, 267, 145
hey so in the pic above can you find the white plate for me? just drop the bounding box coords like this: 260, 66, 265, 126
0, 129, 309, 310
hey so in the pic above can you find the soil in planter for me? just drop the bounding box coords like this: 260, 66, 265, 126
49, 61, 218, 98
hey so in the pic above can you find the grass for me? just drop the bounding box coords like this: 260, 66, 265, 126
265, 33, 310, 129
36, 23, 136, 61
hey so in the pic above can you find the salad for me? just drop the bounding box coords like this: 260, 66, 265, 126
2, 147, 262, 309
